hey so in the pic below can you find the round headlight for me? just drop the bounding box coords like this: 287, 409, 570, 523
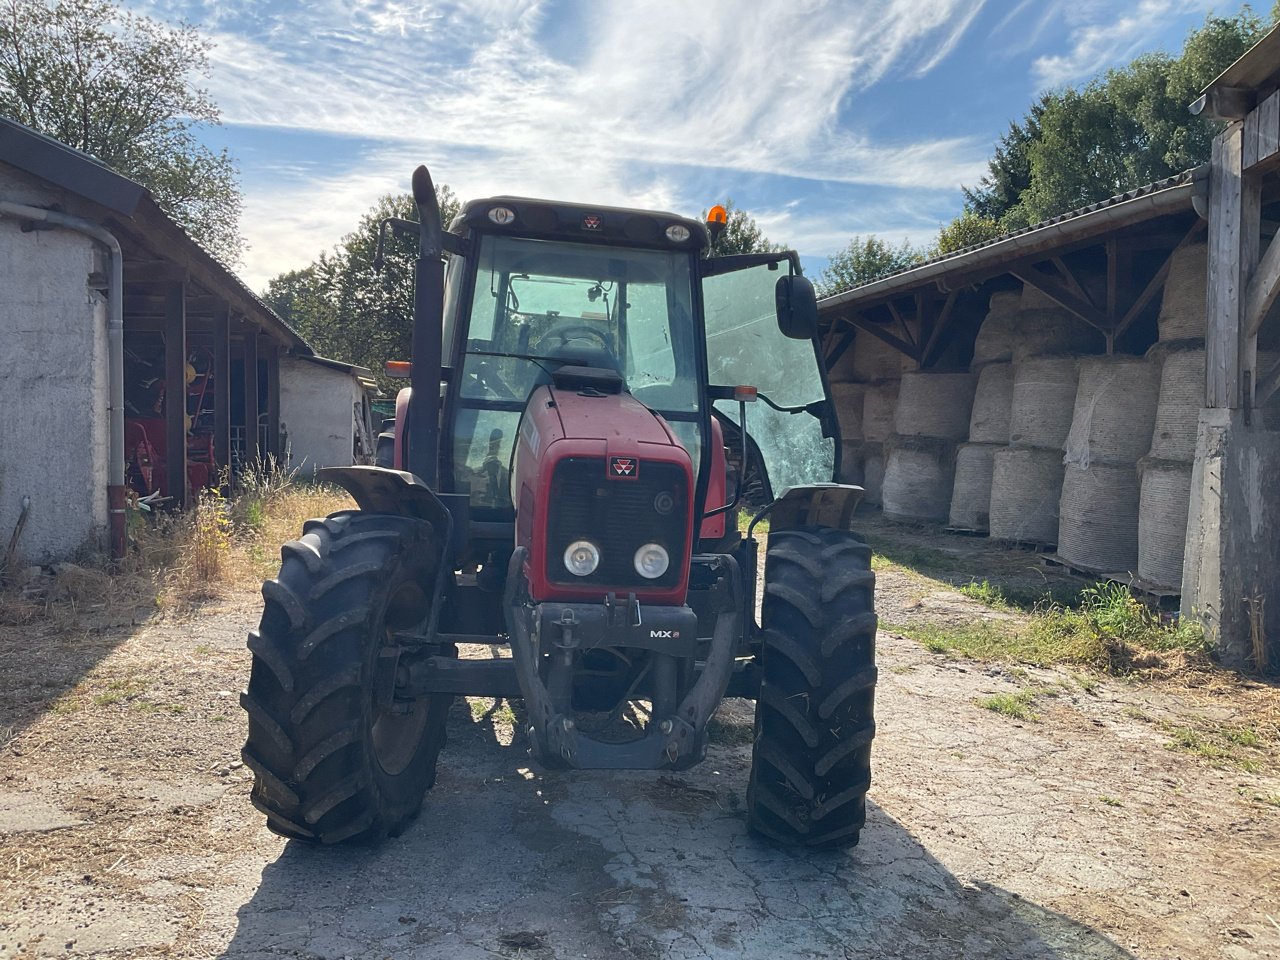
488, 206, 516, 225
665, 224, 691, 243
634, 543, 670, 580
563, 540, 601, 577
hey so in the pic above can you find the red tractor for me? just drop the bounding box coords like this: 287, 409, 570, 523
241, 167, 877, 848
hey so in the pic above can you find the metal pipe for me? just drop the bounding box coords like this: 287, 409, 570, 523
0, 200, 126, 561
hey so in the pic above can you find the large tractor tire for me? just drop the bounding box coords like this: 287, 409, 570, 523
746, 526, 877, 848
241, 510, 451, 844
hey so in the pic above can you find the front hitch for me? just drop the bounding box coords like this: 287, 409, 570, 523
502, 548, 741, 770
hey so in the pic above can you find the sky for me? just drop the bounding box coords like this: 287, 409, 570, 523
133, 0, 1252, 290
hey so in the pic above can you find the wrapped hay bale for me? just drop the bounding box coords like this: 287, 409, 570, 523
948, 442, 1000, 531
971, 291, 1019, 367
989, 446, 1065, 545
968, 362, 1014, 444
1014, 284, 1102, 360
861, 382, 899, 442
1148, 348, 1204, 463
1009, 357, 1080, 449
1057, 462, 1141, 572
860, 443, 885, 507
1157, 242, 1207, 342
831, 383, 865, 443
1063, 356, 1160, 468
881, 437, 955, 522
838, 441, 864, 484
842, 331, 913, 382
1138, 460, 1193, 589
893, 371, 976, 441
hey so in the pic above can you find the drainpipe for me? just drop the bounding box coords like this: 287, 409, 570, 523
0, 201, 127, 562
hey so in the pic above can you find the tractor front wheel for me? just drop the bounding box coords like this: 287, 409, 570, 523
241, 510, 451, 844
746, 526, 878, 848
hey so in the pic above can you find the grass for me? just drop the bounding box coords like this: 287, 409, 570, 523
1098, 796, 1124, 807
469, 697, 517, 727
976, 689, 1039, 721
1160, 720, 1271, 772
92, 677, 149, 707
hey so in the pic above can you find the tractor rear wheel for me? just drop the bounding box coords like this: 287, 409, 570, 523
746, 526, 877, 848
241, 510, 451, 844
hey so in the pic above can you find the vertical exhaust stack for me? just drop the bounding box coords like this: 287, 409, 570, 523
409, 165, 444, 487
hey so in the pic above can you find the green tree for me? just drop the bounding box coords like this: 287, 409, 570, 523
964, 8, 1272, 229
702, 200, 786, 256
0, 0, 242, 263
933, 212, 1003, 256
816, 236, 923, 297
263, 187, 462, 388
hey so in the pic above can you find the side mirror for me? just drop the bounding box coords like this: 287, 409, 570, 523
775, 274, 818, 340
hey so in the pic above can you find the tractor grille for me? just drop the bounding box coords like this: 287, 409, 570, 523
546, 457, 688, 590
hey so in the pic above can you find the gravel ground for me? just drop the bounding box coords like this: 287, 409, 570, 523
1, 521, 1278, 960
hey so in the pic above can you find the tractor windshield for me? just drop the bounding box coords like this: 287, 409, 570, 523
460, 236, 699, 412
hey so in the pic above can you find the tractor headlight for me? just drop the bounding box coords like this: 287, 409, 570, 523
563, 540, 601, 577
634, 543, 669, 580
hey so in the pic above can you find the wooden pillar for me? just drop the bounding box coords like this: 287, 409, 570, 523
164, 282, 187, 507
243, 331, 259, 466
213, 307, 231, 481
266, 343, 281, 461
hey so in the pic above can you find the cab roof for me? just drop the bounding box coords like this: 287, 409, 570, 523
455, 195, 710, 253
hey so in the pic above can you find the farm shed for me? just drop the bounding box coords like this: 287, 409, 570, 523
818, 48, 1280, 667
0, 117, 370, 565
279, 355, 379, 476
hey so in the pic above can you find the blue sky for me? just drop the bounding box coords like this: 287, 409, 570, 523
135, 0, 1250, 290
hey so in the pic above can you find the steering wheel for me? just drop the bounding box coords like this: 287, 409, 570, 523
543, 322, 611, 349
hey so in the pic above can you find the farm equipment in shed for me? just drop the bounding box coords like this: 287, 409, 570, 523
240, 166, 878, 848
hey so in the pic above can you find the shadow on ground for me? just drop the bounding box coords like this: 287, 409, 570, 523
219, 704, 1133, 960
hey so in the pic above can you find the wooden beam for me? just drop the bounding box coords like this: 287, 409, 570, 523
920, 290, 958, 368
213, 308, 231, 478
123, 260, 188, 284
837, 314, 917, 359
1012, 267, 1111, 334
266, 344, 281, 461
885, 300, 916, 349
1114, 220, 1207, 343
1052, 256, 1096, 311
823, 327, 856, 372
1244, 227, 1280, 339
1104, 240, 1118, 323
1243, 89, 1280, 173
1205, 123, 1260, 408
1257, 354, 1280, 407
164, 282, 187, 508
242, 334, 260, 468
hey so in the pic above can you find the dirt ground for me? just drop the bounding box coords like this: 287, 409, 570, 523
1, 519, 1278, 960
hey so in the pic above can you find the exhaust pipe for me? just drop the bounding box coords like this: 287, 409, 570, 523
408, 165, 445, 488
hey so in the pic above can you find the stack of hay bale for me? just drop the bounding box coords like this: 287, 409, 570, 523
948, 291, 1016, 531
988, 283, 1095, 546
1056, 356, 1161, 573
1137, 241, 1208, 590
881, 371, 976, 521
826, 328, 914, 506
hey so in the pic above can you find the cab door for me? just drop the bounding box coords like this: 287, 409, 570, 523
700, 254, 837, 498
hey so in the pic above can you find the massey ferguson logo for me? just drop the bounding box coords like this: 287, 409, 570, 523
650, 630, 680, 639
609, 456, 637, 478
582, 214, 601, 230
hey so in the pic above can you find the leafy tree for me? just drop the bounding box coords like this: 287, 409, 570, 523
963, 8, 1272, 229
702, 200, 786, 256
933, 212, 1003, 256
263, 187, 462, 388
0, 0, 242, 263
816, 236, 922, 298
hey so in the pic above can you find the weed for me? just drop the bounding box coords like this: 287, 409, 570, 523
210, 713, 228, 722
960, 579, 1009, 609
193, 644, 214, 656
93, 678, 148, 707
469, 697, 517, 727
1098, 796, 1123, 807
1224, 726, 1262, 748
1072, 672, 1100, 694
1123, 706, 1152, 721
1257, 793, 1280, 808
977, 690, 1038, 721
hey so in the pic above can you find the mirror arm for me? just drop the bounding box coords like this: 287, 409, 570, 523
703, 398, 749, 520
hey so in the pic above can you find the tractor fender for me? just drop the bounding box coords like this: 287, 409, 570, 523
316, 466, 456, 549
750, 482, 865, 536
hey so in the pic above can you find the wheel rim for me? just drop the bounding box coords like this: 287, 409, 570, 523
370, 578, 432, 777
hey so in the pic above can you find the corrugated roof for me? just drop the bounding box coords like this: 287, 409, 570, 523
818, 168, 1200, 312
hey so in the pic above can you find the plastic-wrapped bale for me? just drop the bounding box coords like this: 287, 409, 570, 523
971, 291, 1019, 367
1009, 357, 1080, 449
988, 446, 1065, 545
1157, 241, 1207, 342
968, 362, 1014, 444
948, 442, 1000, 531
1013, 284, 1102, 360
1057, 462, 1141, 572
860, 444, 885, 507
830, 383, 865, 443
881, 437, 955, 522
1063, 356, 1161, 469
861, 382, 899, 443
1138, 460, 1193, 589
829, 330, 914, 382
892, 371, 976, 441
1148, 348, 1204, 463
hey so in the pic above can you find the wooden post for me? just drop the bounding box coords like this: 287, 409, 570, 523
266, 344, 281, 461
243, 331, 259, 467
164, 282, 187, 507
213, 307, 231, 482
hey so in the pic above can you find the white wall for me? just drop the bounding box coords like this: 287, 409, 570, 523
279, 357, 362, 475
0, 167, 109, 563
